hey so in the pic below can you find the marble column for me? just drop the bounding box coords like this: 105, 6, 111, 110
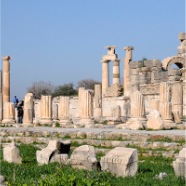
78, 89, 94, 126
23, 93, 33, 126
130, 90, 145, 118
159, 82, 172, 120
112, 59, 120, 85
159, 82, 175, 128
0, 70, 3, 122
102, 60, 109, 96
59, 96, 72, 125
181, 68, 186, 117
40, 95, 52, 124
2, 102, 15, 124
78, 87, 85, 118
171, 83, 183, 118
2, 56, 11, 104
123, 47, 134, 96
94, 84, 102, 118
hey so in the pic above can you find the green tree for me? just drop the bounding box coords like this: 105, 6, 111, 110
52, 83, 77, 97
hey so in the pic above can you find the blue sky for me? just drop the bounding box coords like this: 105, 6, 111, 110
1, 0, 185, 100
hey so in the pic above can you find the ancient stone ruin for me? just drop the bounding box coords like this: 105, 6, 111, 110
0, 32, 185, 129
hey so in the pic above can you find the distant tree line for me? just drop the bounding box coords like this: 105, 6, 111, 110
27, 79, 101, 99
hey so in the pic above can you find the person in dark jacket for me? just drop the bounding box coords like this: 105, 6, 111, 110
17, 106, 24, 123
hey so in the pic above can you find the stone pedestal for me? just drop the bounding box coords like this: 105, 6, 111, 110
2, 102, 15, 124
23, 93, 33, 126
59, 96, 72, 125
94, 84, 102, 118
40, 95, 52, 125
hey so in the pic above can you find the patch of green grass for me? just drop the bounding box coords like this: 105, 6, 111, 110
0, 144, 185, 186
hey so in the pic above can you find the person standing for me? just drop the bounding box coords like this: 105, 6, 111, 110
17, 105, 24, 124
13, 96, 19, 108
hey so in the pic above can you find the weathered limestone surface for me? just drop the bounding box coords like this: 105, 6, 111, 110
2, 102, 15, 124
78, 89, 94, 125
146, 110, 164, 130
36, 140, 71, 165
102, 60, 109, 96
3, 142, 22, 164
100, 147, 138, 177
40, 95, 52, 124
94, 84, 102, 118
112, 59, 120, 85
123, 46, 134, 96
2, 56, 11, 104
173, 148, 186, 178
70, 145, 98, 171
59, 96, 72, 125
23, 93, 33, 126
0, 70, 3, 122
104, 84, 123, 97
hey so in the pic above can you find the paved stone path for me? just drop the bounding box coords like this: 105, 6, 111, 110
0, 126, 185, 136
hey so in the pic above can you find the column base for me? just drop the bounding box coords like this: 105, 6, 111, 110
39, 118, 53, 125
59, 119, 73, 125
163, 120, 176, 129
22, 123, 33, 127
78, 118, 95, 125
2, 119, 15, 124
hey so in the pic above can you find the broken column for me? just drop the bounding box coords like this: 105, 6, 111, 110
171, 83, 183, 122
2, 56, 11, 104
78, 89, 94, 126
112, 59, 120, 85
59, 96, 72, 125
100, 147, 138, 177
94, 84, 102, 118
159, 82, 175, 128
2, 102, 15, 124
123, 46, 134, 96
23, 93, 33, 126
40, 95, 52, 124
3, 142, 22, 164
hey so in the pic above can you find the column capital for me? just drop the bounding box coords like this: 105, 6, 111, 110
123, 46, 134, 51
2, 56, 11, 61
100, 59, 110, 63
105, 46, 116, 55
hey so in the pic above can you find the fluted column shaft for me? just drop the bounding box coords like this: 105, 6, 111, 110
40, 95, 52, 124
130, 90, 145, 117
59, 96, 70, 120
94, 84, 102, 117
159, 82, 172, 120
23, 93, 33, 124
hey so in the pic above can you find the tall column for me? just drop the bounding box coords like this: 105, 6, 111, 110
130, 90, 145, 118
2, 102, 15, 124
59, 96, 72, 125
123, 47, 134, 96
40, 95, 52, 124
102, 60, 109, 96
78, 89, 94, 126
94, 84, 102, 118
0, 70, 3, 122
2, 56, 11, 103
23, 93, 33, 126
78, 87, 85, 118
112, 59, 120, 85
